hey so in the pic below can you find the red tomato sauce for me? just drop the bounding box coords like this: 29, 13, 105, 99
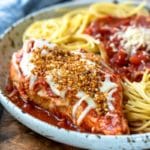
5, 82, 84, 132
85, 15, 150, 81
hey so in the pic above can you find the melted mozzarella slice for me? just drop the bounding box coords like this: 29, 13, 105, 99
20, 52, 35, 77
41, 49, 48, 56
100, 74, 117, 93
73, 91, 96, 125
71, 50, 86, 58
107, 88, 117, 111
12, 52, 21, 78
72, 95, 88, 119
29, 74, 37, 90
33, 39, 56, 50
71, 50, 96, 68
37, 89, 48, 97
77, 106, 93, 125
100, 74, 118, 111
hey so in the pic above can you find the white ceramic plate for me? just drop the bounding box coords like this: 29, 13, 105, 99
0, 0, 150, 149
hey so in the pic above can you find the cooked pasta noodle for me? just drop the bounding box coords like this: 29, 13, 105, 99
124, 70, 150, 133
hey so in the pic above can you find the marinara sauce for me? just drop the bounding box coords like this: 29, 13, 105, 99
85, 15, 150, 81
5, 82, 84, 132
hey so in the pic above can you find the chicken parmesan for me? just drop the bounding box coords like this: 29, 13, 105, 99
6, 2, 150, 134
9, 39, 129, 135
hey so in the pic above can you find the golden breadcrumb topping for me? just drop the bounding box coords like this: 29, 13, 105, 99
30, 45, 107, 113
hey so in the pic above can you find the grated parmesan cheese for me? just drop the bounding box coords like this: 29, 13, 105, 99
110, 25, 150, 54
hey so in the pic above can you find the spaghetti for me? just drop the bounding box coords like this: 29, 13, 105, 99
124, 70, 150, 133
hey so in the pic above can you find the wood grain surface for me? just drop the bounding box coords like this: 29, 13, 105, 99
0, 108, 80, 150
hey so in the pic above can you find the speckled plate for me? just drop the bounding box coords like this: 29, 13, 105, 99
0, 0, 150, 149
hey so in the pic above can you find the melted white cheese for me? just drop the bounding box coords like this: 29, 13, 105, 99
22, 40, 32, 53
33, 39, 56, 50
20, 52, 35, 77
107, 88, 117, 111
12, 52, 21, 78
100, 74, 117, 93
82, 59, 96, 67
41, 49, 48, 56
29, 74, 37, 89
71, 50, 86, 58
110, 25, 150, 54
37, 89, 48, 97
73, 91, 96, 125
71, 50, 96, 68
100, 74, 118, 111
77, 106, 93, 125
45, 75, 66, 98
72, 95, 88, 119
